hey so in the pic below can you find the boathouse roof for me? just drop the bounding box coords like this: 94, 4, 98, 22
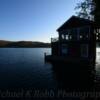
57, 16, 95, 32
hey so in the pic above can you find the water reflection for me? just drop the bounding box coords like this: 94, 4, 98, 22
96, 48, 100, 91
51, 62, 95, 91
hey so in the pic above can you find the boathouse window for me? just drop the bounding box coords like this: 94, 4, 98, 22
79, 26, 89, 40
69, 35, 72, 40
68, 30, 72, 40
70, 28, 78, 40
77, 28, 80, 40
81, 44, 88, 57
80, 35, 83, 39
96, 28, 100, 33
62, 34, 64, 39
65, 35, 69, 40
61, 44, 68, 55
61, 34, 69, 40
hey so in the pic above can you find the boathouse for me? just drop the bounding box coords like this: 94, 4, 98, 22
45, 16, 96, 65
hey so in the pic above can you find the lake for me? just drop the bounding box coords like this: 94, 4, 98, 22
0, 48, 100, 90
0, 48, 56, 89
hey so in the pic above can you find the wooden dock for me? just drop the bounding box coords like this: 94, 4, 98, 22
45, 54, 94, 65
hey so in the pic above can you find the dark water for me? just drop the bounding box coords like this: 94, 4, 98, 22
0, 48, 99, 91
0, 48, 58, 89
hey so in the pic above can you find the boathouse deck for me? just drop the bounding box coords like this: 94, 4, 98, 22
45, 54, 95, 66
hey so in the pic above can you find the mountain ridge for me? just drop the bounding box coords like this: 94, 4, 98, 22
0, 40, 51, 48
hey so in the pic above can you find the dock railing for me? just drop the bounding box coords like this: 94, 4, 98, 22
51, 37, 58, 43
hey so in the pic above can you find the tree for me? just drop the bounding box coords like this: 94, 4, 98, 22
75, 0, 95, 20
93, 0, 100, 26
75, 0, 100, 27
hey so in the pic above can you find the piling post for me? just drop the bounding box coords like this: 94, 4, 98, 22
44, 52, 46, 61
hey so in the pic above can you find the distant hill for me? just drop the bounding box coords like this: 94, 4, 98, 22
0, 40, 51, 48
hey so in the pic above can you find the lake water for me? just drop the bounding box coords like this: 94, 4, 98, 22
0, 48, 55, 89
0, 48, 100, 90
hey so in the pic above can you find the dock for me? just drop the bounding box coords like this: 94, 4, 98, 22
45, 54, 95, 66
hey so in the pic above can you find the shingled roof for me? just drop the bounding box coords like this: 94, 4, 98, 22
57, 16, 95, 32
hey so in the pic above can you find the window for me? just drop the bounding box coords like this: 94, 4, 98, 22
62, 34, 64, 39
97, 36, 98, 40
80, 35, 82, 39
65, 35, 69, 40
62, 34, 69, 40
61, 44, 68, 55
79, 26, 89, 40
69, 35, 72, 40
97, 33, 99, 35
81, 44, 88, 57
70, 28, 78, 40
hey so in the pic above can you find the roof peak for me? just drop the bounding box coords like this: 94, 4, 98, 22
57, 15, 94, 32
69, 15, 93, 21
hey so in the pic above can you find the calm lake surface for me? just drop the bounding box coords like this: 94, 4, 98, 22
0, 48, 100, 89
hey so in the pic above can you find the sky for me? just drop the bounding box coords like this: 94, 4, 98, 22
0, 0, 82, 42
